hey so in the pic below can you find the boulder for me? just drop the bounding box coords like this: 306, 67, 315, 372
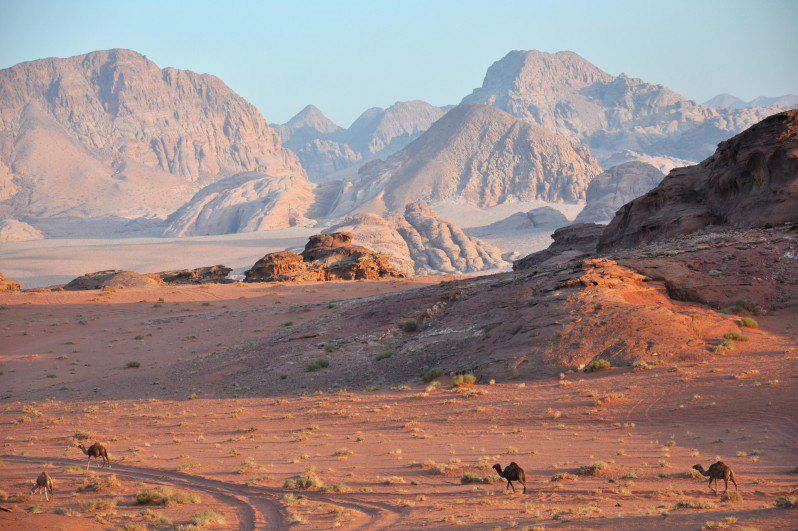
513, 223, 605, 270
0, 271, 21, 291
64, 270, 161, 290
150, 265, 232, 284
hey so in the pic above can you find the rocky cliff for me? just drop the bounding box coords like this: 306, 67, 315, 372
462, 50, 785, 164
575, 162, 664, 223
598, 109, 798, 250
0, 49, 305, 225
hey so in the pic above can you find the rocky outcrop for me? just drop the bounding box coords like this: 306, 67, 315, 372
162, 172, 315, 236
0, 271, 21, 291
469, 206, 570, 238
328, 202, 507, 275
462, 50, 783, 164
149, 265, 232, 284
64, 270, 161, 290
575, 162, 664, 223
598, 109, 798, 250
328, 104, 601, 217
513, 223, 604, 270
0, 49, 305, 226
0, 218, 45, 241
244, 232, 403, 283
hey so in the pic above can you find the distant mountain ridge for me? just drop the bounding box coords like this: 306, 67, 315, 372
462, 50, 787, 164
704, 93, 798, 110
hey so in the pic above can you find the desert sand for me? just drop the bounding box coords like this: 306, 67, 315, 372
1, 276, 796, 529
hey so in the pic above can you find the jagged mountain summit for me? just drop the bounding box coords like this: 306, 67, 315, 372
326, 103, 602, 217
575, 162, 664, 223
0, 48, 306, 231
462, 50, 786, 164
274, 100, 446, 182
704, 93, 798, 110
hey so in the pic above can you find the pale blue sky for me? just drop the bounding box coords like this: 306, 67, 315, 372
1, 0, 796, 125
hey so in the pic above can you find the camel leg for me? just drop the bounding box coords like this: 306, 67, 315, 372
522, 480, 526, 494
708, 477, 716, 493
45, 488, 49, 502
723, 478, 729, 493
731, 474, 738, 491
86, 455, 91, 471
509, 480, 516, 493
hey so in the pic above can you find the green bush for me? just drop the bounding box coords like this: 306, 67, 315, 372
305, 359, 330, 372
723, 331, 749, 341
126, 360, 141, 368
375, 349, 394, 361
401, 319, 419, 332
585, 359, 611, 373
739, 317, 759, 329
421, 369, 442, 382
452, 373, 477, 387
460, 472, 494, 484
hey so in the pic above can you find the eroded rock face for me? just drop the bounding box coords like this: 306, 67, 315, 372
328, 202, 507, 275
0, 49, 305, 223
162, 172, 316, 236
575, 162, 664, 223
150, 265, 232, 284
513, 223, 605, 270
244, 232, 403, 283
0, 218, 44, 242
329, 104, 602, 217
64, 270, 161, 290
599, 109, 798, 250
0, 271, 21, 291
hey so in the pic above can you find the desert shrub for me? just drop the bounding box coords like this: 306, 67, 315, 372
141, 509, 173, 525
720, 491, 743, 503
82, 497, 118, 512
135, 487, 199, 506
305, 358, 330, 372
776, 496, 797, 508
333, 448, 354, 457
452, 373, 476, 387
585, 359, 611, 373
283, 468, 324, 490
421, 369, 442, 382
401, 319, 419, 332
576, 461, 610, 476
320, 483, 351, 493
714, 339, 734, 353
723, 331, 748, 341
81, 474, 122, 492
632, 359, 653, 371
323, 343, 336, 353
190, 510, 226, 527
375, 349, 394, 361
676, 499, 714, 509
739, 317, 759, 329
551, 472, 577, 481
125, 360, 141, 368
722, 299, 762, 316
460, 472, 494, 484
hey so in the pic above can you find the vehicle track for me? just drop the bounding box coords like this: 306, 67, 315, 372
1, 455, 404, 529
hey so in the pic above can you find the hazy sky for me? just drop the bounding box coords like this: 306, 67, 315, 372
1, 0, 796, 125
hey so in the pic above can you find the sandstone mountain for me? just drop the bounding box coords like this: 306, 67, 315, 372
244, 232, 402, 282
327, 103, 602, 217
462, 50, 785, 164
0, 49, 306, 230
0, 217, 44, 241
598, 109, 798, 250
704, 93, 798, 110
274, 100, 446, 182
575, 162, 664, 223
330, 202, 507, 276
162, 171, 315, 237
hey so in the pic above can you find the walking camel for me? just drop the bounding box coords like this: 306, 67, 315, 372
77, 442, 110, 471
692, 461, 738, 494
493, 462, 527, 493
29, 471, 54, 501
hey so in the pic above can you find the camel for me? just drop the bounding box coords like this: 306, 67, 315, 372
29, 471, 54, 501
77, 442, 110, 471
493, 462, 526, 493
692, 461, 738, 494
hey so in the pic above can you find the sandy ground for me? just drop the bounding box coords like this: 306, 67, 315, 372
0, 280, 796, 529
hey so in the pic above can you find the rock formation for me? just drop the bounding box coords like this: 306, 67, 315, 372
162, 172, 315, 236
0, 271, 21, 291
244, 232, 403, 282
575, 162, 664, 223
327, 103, 602, 217
0, 218, 45, 241
598, 109, 798, 250
64, 270, 161, 290
149, 265, 232, 284
462, 50, 784, 164
0, 49, 306, 229
469, 206, 570, 238
513, 223, 605, 270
